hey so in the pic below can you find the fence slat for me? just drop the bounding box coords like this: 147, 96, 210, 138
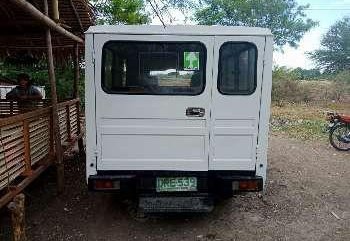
66, 105, 71, 141
0, 98, 82, 209
22, 120, 32, 176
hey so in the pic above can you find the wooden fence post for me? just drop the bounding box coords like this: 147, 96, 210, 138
73, 43, 79, 99
10, 101, 14, 115
49, 110, 54, 157
66, 105, 71, 141
44, 0, 64, 193
22, 120, 32, 176
7, 194, 26, 241
77, 102, 84, 159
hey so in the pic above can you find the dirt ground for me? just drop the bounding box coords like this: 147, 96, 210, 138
1, 134, 350, 241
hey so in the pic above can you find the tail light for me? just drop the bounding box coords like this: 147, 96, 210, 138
232, 179, 262, 192
93, 180, 120, 190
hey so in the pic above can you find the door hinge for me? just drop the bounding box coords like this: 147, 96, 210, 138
93, 149, 98, 158
208, 132, 211, 164
92, 51, 95, 65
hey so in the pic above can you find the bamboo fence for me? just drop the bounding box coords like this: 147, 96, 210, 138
0, 98, 82, 208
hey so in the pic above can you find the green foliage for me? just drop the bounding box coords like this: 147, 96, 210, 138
89, 0, 316, 48
308, 17, 350, 73
91, 0, 150, 24
273, 66, 299, 81
290, 67, 321, 80
90, 0, 316, 49
0, 62, 84, 102
271, 101, 350, 141
164, 0, 197, 9
271, 118, 327, 141
272, 66, 350, 104
332, 70, 350, 85
272, 66, 311, 103
331, 70, 350, 101
271, 103, 327, 141
91, 0, 200, 25
194, 0, 317, 48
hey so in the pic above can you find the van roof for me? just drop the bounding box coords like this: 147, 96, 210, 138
86, 25, 272, 36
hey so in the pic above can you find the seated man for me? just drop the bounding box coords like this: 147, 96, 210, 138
6, 73, 43, 100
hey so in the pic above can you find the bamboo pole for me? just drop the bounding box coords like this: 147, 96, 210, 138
69, 0, 83, 31
44, 0, 64, 193
11, 0, 83, 43
52, 0, 59, 22
7, 194, 26, 241
73, 44, 79, 99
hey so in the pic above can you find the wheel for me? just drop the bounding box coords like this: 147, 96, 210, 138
329, 124, 350, 151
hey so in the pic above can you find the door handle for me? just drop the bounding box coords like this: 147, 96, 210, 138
186, 107, 205, 117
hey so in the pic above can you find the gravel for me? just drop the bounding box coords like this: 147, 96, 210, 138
1, 134, 349, 241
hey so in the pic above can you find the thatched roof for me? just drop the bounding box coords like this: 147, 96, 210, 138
0, 0, 94, 62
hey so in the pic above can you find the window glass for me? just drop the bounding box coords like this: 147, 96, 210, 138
102, 41, 206, 95
218, 42, 257, 95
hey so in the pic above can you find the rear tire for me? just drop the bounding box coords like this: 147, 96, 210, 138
329, 124, 350, 151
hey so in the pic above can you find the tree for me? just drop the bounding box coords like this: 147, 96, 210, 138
91, 0, 150, 25
195, 0, 317, 48
290, 67, 321, 80
90, 0, 197, 25
90, 0, 317, 49
308, 17, 350, 73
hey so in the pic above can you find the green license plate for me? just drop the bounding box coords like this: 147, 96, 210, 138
156, 177, 197, 192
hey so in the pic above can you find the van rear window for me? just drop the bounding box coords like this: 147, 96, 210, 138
218, 42, 257, 95
102, 41, 206, 95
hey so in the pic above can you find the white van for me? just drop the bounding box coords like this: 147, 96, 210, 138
85, 25, 273, 212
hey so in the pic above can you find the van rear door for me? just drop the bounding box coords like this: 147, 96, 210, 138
94, 34, 213, 171
210, 36, 266, 170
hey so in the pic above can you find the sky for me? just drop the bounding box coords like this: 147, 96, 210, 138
151, 0, 350, 70
274, 0, 350, 69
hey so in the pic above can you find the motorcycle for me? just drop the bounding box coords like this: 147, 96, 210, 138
326, 112, 350, 151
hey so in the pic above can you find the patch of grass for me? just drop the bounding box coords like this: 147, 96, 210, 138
271, 118, 327, 141
271, 102, 350, 141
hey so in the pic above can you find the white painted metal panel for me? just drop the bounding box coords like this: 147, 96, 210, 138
94, 34, 213, 171
256, 36, 273, 185
86, 25, 272, 37
85, 33, 97, 178
86, 27, 272, 178
210, 36, 266, 170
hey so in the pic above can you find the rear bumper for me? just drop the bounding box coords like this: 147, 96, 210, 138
88, 171, 263, 196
